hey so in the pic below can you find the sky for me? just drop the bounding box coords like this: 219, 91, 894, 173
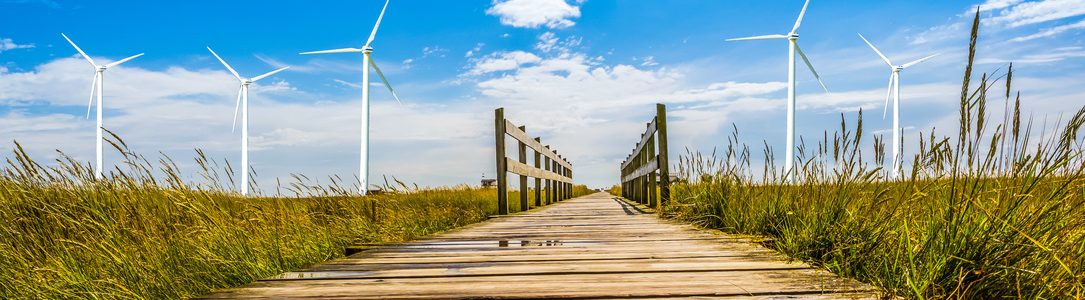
2, 0, 1084, 191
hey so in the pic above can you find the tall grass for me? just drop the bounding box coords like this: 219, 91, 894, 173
665, 11, 1084, 299
0, 133, 591, 299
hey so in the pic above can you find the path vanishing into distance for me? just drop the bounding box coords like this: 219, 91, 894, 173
202, 192, 877, 299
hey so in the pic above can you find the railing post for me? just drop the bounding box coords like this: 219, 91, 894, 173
534, 137, 542, 207
518, 125, 528, 212
565, 167, 571, 198
494, 108, 508, 215
544, 148, 552, 205
647, 132, 657, 208
559, 154, 568, 201
657, 103, 671, 206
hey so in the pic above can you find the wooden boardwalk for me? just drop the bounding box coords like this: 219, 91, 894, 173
203, 192, 878, 299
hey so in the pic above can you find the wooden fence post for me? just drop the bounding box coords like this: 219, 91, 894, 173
534, 137, 542, 207
544, 149, 552, 205
657, 103, 670, 206
557, 154, 564, 201
647, 131, 657, 208
518, 125, 528, 211
494, 108, 508, 215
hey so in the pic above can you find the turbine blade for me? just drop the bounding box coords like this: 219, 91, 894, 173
207, 47, 242, 81
104, 53, 144, 69
902, 53, 940, 69
791, 0, 811, 34
795, 43, 829, 93
857, 33, 893, 67
299, 48, 364, 55
725, 34, 788, 41
86, 73, 99, 119
368, 57, 401, 104
883, 73, 894, 119
61, 33, 96, 67
366, 0, 391, 47
232, 86, 243, 132
251, 67, 289, 82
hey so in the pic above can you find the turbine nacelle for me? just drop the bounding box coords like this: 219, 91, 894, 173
788, 33, 800, 40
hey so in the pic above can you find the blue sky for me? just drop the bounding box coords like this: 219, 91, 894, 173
2, 0, 1084, 190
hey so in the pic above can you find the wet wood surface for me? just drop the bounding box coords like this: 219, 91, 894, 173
202, 192, 878, 299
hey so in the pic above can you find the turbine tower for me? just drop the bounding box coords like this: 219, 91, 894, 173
61, 33, 144, 180
726, 0, 829, 183
300, 0, 402, 195
207, 47, 289, 195
857, 33, 938, 179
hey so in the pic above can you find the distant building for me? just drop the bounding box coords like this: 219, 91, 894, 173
481, 179, 497, 188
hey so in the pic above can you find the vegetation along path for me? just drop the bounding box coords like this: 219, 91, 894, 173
203, 192, 876, 299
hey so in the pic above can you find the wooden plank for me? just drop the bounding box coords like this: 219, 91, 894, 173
202, 269, 870, 299
506, 158, 571, 183
622, 156, 659, 183
203, 193, 878, 299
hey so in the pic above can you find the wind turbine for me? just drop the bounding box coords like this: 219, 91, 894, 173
726, 0, 829, 183
300, 0, 402, 195
61, 33, 144, 180
857, 33, 938, 179
207, 47, 289, 196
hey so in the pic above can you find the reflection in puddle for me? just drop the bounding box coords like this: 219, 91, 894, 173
497, 240, 564, 247
394, 240, 606, 249
273, 271, 373, 279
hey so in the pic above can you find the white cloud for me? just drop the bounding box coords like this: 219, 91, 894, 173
421, 46, 447, 58
977, 46, 1085, 63
465, 43, 485, 58
1010, 19, 1085, 41
0, 37, 34, 52
914, 0, 1085, 45
486, 0, 583, 29
640, 56, 659, 67
536, 32, 558, 52
985, 0, 1085, 28
972, 0, 1026, 13
465, 51, 542, 76
333, 79, 363, 89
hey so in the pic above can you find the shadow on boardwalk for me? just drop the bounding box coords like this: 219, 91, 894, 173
202, 192, 878, 299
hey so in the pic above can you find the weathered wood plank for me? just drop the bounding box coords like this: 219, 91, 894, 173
202, 192, 879, 299
506, 158, 571, 183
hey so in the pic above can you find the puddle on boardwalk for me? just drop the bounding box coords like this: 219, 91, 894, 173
398, 240, 605, 249
272, 271, 373, 279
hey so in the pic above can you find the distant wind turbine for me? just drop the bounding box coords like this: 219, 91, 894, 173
726, 0, 829, 183
857, 33, 938, 179
207, 47, 289, 196
300, 0, 402, 195
61, 33, 144, 180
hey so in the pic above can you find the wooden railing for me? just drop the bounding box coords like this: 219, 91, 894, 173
620, 103, 670, 209
494, 108, 573, 215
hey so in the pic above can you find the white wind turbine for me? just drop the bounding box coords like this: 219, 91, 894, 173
857, 33, 938, 179
726, 0, 829, 183
300, 0, 402, 195
61, 33, 144, 180
207, 47, 289, 196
